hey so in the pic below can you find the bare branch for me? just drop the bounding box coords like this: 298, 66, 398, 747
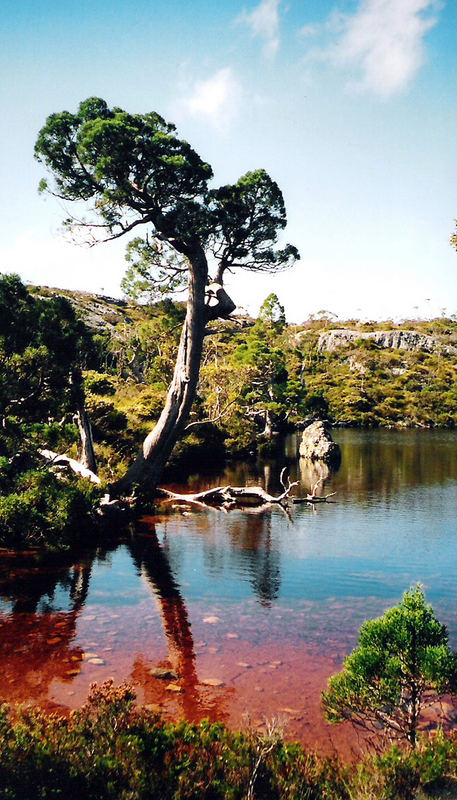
184, 399, 237, 431
156, 470, 298, 510
39, 449, 101, 485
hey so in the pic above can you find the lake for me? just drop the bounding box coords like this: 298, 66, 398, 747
1, 429, 457, 755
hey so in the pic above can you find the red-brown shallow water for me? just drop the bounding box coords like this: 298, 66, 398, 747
0, 560, 364, 757
2, 431, 457, 756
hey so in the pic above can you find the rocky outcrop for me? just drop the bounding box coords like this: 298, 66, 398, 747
34, 286, 130, 335
299, 421, 341, 464
316, 329, 457, 356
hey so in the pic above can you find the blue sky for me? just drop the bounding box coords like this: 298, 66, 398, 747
1, 0, 456, 321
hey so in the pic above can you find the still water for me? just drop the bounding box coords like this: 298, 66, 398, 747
1, 430, 457, 754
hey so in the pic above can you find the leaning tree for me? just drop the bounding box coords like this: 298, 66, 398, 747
35, 98, 299, 496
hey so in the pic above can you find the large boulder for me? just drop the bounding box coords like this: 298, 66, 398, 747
299, 421, 341, 465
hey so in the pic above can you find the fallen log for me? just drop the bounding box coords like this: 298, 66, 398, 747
156, 468, 298, 510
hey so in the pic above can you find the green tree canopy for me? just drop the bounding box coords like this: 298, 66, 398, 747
258, 293, 286, 329
35, 98, 298, 278
0, 274, 92, 451
235, 294, 306, 439
322, 586, 457, 747
0, 274, 100, 548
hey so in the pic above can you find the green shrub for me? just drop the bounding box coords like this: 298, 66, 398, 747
84, 372, 116, 396
0, 681, 350, 800
86, 397, 128, 438
3, 681, 457, 800
0, 469, 100, 549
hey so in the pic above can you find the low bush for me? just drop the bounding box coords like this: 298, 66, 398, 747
0, 468, 101, 550
0, 681, 347, 800
2, 681, 457, 800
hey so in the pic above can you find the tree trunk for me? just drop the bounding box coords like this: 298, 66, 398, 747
111, 248, 210, 497
262, 409, 273, 439
75, 405, 97, 473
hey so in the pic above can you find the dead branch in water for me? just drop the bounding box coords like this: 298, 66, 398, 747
156, 466, 337, 513
293, 477, 337, 504
156, 467, 299, 511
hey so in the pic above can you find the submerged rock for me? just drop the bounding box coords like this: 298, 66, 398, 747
299, 421, 341, 465
201, 678, 225, 687
150, 667, 179, 680
166, 683, 184, 693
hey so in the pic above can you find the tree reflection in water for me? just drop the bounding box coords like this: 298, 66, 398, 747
0, 530, 233, 723
223, 512, 281, 607
128, 524, 232, 723
0, 548, 100, 709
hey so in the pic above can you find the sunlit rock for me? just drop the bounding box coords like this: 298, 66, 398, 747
150, 667, 179, 680
299, 421, 341, 465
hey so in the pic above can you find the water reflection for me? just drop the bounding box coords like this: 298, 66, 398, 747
0, 549, 99, 708
335, 430, 457, 497
0, 531, 234, 723
225, 514, 281, 606
298, 458, 332, 494
0, 551, 92, 614
128, 526, 232, 722
0, 430, 456, 751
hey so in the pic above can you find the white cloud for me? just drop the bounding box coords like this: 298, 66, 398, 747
179, 67, 242, 129
238, 0, 281, 58
305, 0, 440, 97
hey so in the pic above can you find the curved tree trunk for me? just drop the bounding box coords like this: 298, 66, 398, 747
111, 248, 217, 497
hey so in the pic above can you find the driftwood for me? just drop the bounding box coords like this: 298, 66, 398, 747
39, 449, 101, 485
157, 467, 298, 511
156, 470, 337, 512
157, 468, 338, 512
293, 478, 337, 504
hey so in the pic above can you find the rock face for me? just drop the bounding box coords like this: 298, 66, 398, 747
299, 421, 341, 464
316, 329, 457, 356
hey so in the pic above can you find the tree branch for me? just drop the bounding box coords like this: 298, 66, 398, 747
156, 470, 298, 510
205, 283, 236, 321
39, 449, 101, 485
184, 399, 237, 430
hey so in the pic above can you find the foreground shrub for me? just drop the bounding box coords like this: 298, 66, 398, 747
0, 681, 347, 800
2, 681, 457, 800
322, 586, 457, 748
0, 468, 100, 550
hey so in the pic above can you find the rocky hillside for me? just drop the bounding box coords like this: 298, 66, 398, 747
28, 286, 457, 433
296, 316, 457, 428
29, 286, 139, 340
315, 328, 457, 356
